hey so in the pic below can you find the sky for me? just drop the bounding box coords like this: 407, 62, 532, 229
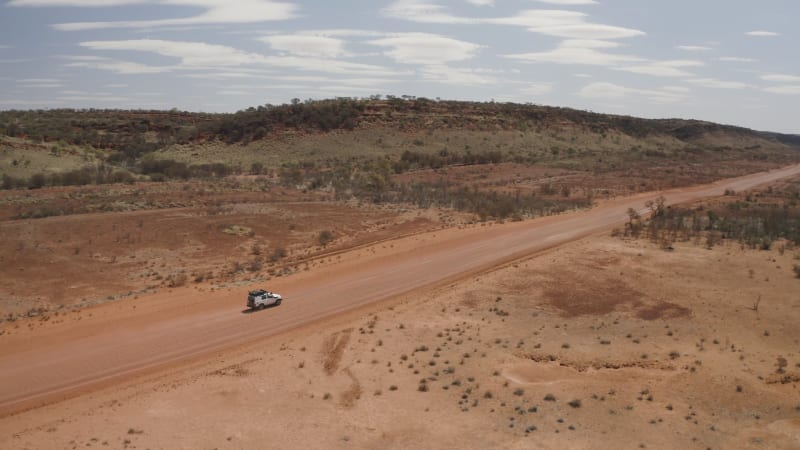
0, 0, 798, 133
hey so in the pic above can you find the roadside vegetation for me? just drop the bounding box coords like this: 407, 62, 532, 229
2, 97, 799, 222
618, 178, 800, 257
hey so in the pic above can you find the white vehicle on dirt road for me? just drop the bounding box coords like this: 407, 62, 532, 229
247, 289, 283, 309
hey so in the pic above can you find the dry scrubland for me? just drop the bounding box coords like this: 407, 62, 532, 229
2, 100, 800, 448
2, 159, 796, 320
2, 225, 799, 449
0, 179, 464, 319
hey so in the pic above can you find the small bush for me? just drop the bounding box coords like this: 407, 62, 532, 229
544, 394, 556, 402
269, 247, 287, 262
247, 258, 263, 272
568, 399, 582, 408
167, 273, 187, 287
318, 230, 334, 246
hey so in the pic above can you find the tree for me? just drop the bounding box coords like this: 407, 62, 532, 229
646, 195, 666, 217
626, 207, 642, 237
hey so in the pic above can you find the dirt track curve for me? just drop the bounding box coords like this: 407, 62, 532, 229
2, 164, 800, 416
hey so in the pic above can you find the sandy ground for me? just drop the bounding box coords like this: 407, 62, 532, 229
2, 233, 799, 449
1, 165, 800, 449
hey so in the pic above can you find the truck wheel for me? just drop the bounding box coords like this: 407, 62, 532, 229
276, 299, 282, 306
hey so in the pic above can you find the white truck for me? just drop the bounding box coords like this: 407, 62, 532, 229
247, 289, 283, 309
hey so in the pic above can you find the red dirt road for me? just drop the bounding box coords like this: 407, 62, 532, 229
2, 164, 800, 416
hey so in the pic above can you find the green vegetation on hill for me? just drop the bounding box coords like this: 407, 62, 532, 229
1, 97, 799, 222
3, 97, 798, 156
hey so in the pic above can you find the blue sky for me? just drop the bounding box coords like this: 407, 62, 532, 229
1, 0, 798, 133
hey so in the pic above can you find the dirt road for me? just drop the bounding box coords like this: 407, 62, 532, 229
2, 164, 799, 416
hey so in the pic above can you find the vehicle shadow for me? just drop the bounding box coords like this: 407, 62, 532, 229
240, 304, 281, 314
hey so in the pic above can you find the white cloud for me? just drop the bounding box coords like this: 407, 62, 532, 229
217, 89, 250, 96
761, 74, 800, 83
420, 65, 497, 85
617, 60, 703, 78
299, 29, 385, 38
505, 39, 642, 66
183, 70, 265, 79
8, 0, 146, 5
526, 23, 643, 40
685, 78, 748, 89
30, 0, 299, 31
534, 0, 597, 4
382, 0, 474, 24
520, 82, 554, 96
16, 78, 63, 88
259, 55, 403, 75
19, 83, 63, 88
745, 30, 779, 37
17, 78, 60, 83
81, 39, 257, 67
677, 45, 712, 52
260, 34, 347, 58
466, 0, 494, 6
383, 1, 644, 40
0, 45, 11, 49
719, 56, 755, 63
106, 83, 129, 88
661, 85, 690, 93
78, 38, 400, 77
763, 85, 800, 95
226, 76, 400, 88
66, 59, 172, 74
487, 9, 585, 28
488, 10, 643, 39
368, 33, 483, 65
577, 81, 687, 103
